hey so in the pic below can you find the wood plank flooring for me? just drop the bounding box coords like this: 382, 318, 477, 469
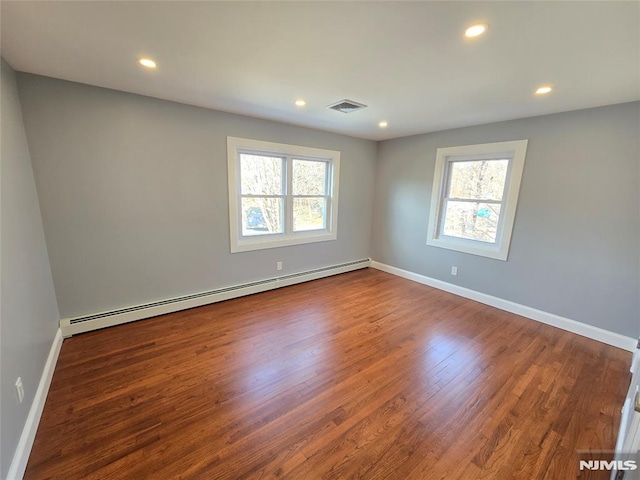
24, 269, 631, 479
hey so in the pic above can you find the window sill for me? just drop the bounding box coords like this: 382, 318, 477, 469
426, 236, 508, 261
231, 231, 337, 253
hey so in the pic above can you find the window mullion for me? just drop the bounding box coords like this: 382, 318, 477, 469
241, 194, 285, 199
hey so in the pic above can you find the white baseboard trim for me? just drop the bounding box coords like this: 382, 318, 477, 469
370, 260, 636, 352
60, 259, 371, 337
7, 328, 63, 480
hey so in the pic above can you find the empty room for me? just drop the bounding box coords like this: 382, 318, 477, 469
1, 1, 639, 479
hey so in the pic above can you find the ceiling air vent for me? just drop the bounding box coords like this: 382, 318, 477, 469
327, 99, 367, 114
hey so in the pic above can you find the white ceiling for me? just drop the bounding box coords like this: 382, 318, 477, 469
2, 1, 638, 141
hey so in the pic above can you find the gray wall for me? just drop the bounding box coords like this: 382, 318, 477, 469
16, 73, 377, 319
371, 102, 640, 338
0, 60, 59, 478
10, 72, 639, 342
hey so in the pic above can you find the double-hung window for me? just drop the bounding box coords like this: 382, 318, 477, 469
227, 137, 340, 253
426, 140, 528, 260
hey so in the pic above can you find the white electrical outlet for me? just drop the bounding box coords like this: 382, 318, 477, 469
277, 261, 283, 271
451, 266, 458, 276
15, 377, 24, 403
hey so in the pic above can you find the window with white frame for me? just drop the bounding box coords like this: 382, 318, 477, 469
227, 137, 340, 253
426, 140, 528, 260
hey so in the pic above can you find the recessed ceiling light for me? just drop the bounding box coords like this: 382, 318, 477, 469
138, 58, 157, 69
378, 121, 388, 128
535, 86, 553, 95
465, 24, 488, 38
295, 99, 306, 107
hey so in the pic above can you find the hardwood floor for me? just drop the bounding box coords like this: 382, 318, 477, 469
24, 269, 631, 479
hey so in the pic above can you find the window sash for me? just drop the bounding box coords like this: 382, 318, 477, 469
239, 153, 285, 196
292, 158, 330, 196
437, 157, 512, 243
240, 196, 284, 236
292, 195, 329, 232
440, 200, 503, 244
443, 158, 510, 200
237, 153, 333, 239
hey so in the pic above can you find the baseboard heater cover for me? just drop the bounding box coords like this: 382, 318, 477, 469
60, 258, 370, 336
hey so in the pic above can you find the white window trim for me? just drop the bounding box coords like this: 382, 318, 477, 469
426, 139, 528, 261
227, 136, 340, 253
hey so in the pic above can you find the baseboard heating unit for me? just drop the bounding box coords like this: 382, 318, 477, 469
60, 258, 371, 337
